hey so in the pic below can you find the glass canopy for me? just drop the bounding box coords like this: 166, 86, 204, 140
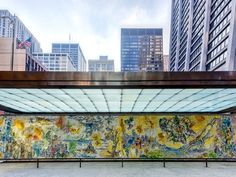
0, 88, 236, 113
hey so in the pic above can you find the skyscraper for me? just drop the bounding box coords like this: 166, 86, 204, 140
121, 28, 163, 72
169, 0, 236, 71
0, 10, 42, 53
52, 43, 86, 71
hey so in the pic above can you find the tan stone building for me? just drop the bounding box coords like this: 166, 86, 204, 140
0, 38, 46, 71
163, 55, 169, 71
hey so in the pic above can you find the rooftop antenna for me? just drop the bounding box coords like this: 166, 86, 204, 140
69, 33, 71, 43
69, 33, 71, 56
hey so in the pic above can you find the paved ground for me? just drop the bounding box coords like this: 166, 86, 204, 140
0, 162, 236, 177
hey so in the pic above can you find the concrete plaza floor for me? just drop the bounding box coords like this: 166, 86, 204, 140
0, 162, 236, 177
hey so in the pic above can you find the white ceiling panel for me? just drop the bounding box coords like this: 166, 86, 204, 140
0, 88, 235, 113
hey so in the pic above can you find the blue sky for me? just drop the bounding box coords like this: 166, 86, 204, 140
0, 0, 171, 71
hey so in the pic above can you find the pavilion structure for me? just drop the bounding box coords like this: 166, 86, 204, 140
0, 71, 236, 161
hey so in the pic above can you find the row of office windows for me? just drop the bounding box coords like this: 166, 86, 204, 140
180, 7, 190, 33
121, 36, 162, 40
171, 22, 178, 37
191, 36, 202, 55
34, 54, 68, 57
193, 0, 205, 19
182, 0, 189, 12
193, 1, 205, 24
122, 49, 162, 53
178, 56, 186, 69
121, 63, 139, 67
190, 46, 202, 62
52, 44, 79, 49
190, 0, 202, 68
179, 35, 188, 53
179, 43, 187, 61
48, 67, 67, 71
121, 30, 162, 36
192, 27, 204, 46
170, 35, 178, 55
193, 8, 205, 32
208, 25, 230, 51
192, 19, 204, 39
180, 28, 188, 42
207, 38, 229, 61
211, 0, 231, 19
179, 46, 187, 61
121, 62, 139, 66
179, 0, 190, 60
209, 12, 231, 40
211, 0, 225, 12
121, 41, 162, 45
189, 54, 201, 69
191, 63, 200, 71
43, 63, 68, 68
88, 63, 112, 69
122, 51, 139, 54
121, 41, 163, 46
42, 60, 67, 64
40, 59, 67, 63
171, 31, 178, 48
170, 58, 176, 70
210, 1, 232, 30
206, 50, 227, 71
180, 12, 189, 32
121, 68, 140, 71
170, 50, 176, 60
122, 55, 140, 60
178, 62, 185, 71
172, 3, 180, 28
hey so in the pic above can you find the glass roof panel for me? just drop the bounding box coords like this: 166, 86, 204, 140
103, 89, 121, 95
62, 89, 84, 95
123, 89, 142, 95
141, 89, 162, 95
0, 88, 235, 113
83, 89, 102, 95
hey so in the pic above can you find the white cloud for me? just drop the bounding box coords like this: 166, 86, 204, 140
121, 6, 149, 26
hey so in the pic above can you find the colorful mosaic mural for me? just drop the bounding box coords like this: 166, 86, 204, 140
0, 115, 236, 159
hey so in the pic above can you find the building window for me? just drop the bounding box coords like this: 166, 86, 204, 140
206, 50, 227, 70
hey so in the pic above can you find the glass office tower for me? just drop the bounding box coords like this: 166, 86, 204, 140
169, 0, 236, 71
52, 43, 86, 71
121, 28, 163, 72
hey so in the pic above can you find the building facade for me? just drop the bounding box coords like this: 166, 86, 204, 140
88, 56, 114, 71
0, 38, 45, 71
52, 43, 86, 71
0, 10, 42, 53
121, 28, 163, 72
163, 55, 169, 71
169, 0, 236, 71
33, 53, 76, 71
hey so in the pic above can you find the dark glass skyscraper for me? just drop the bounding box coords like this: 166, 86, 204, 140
121, 28, 163, 72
